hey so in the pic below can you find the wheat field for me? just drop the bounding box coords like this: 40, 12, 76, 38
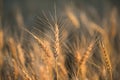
0, 1, 120, 80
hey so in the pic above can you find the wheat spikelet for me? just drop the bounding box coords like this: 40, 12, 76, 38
75, 51, 82, 64
22, 69, 32, 80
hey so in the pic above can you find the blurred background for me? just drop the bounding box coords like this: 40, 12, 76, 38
0, 0, 120, 27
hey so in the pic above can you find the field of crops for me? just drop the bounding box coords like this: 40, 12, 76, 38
0, 0, 120, 80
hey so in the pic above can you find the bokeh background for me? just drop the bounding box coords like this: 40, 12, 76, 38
1, 0, 120, 26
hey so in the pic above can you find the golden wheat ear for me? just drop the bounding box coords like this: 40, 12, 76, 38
99, 40, 112, 80
76, 36, 99, 79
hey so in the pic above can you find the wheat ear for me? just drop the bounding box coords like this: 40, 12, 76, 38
24, 28, 51, 58
99, 40, 112, 80
53, 23, 60, 80
77, 40, 96, 79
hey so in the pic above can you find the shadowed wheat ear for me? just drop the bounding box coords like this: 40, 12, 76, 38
110, 7, 117, 39
8, 37, 32, 80
99, 40, 112, 80
24, 28, 51, 58
24, 28, 54, 78
77, 38, 98, 79
0, 30, 3, 50
8, 38, 17, 59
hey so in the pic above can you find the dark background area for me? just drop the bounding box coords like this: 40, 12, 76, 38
1, 0, 120, 26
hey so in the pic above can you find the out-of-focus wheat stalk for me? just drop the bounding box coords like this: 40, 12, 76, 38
66, 6, 80, 28
0, 30, 3, 50
110, 7, 117, 40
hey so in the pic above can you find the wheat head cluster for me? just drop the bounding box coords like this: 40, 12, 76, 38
0, 3, 120, 80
